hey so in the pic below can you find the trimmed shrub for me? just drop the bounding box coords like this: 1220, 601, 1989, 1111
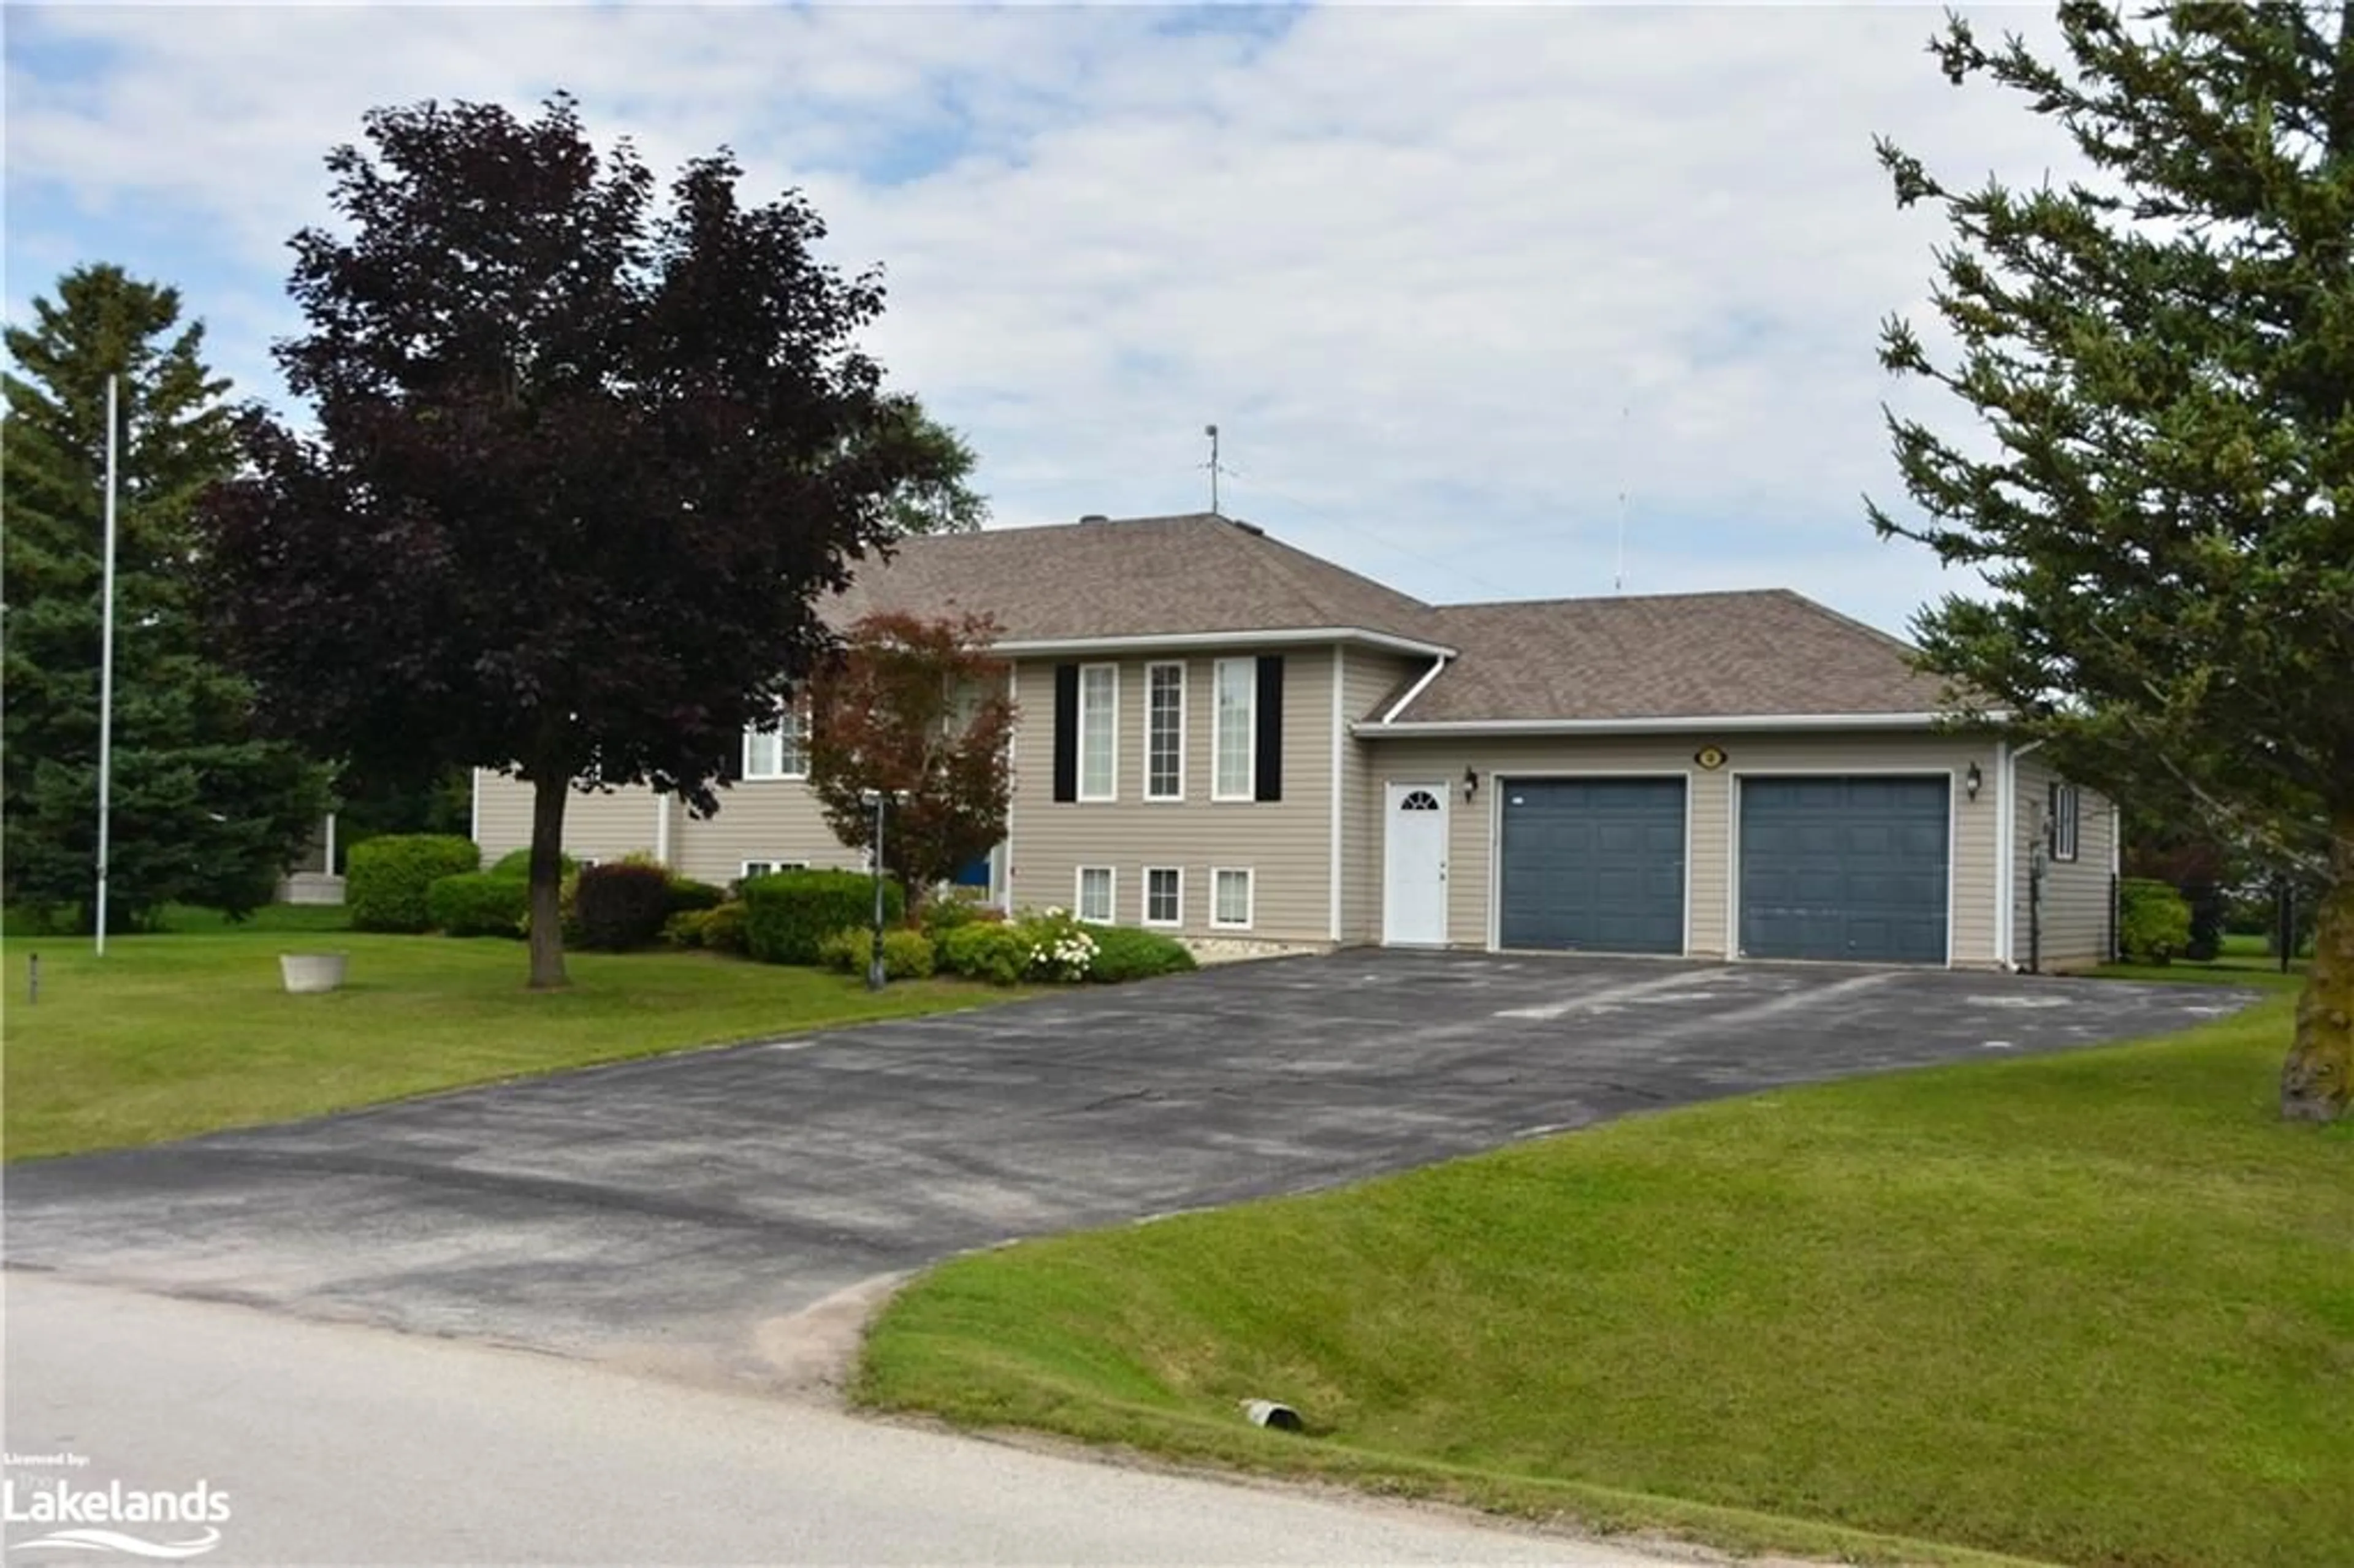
939, 921, 1030, 986
663, 908, 712, 948
2119, 877, 2193, 965
743, 870, 903, 965
702, 900, 750, 956
1085, 925, 1198, 983
490, 847, 577, 880
348, 835, 480, 933
427, 872, 528, 938
574, 862, 674, 951
667, 876, 726, 915
817, 925, 937, 980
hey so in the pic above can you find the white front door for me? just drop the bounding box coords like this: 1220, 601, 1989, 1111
1382, 782, 1450, 945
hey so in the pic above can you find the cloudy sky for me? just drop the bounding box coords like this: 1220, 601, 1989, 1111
5, 2, 2085, 635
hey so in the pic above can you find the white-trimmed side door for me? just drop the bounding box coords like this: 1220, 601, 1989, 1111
1382, 782, 1450, 945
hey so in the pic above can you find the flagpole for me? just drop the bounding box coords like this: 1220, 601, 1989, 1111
95, 373, 120, 955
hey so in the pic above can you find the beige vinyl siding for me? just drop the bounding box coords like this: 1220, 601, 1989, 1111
1356, 730, 2007, 967
473, 772, 666, 867
472, 770, 855, 888
1338, 647, 1425, 943
2011, 756, 2117, 970
675, 782, 861, 885
1008, 651, 1336, 940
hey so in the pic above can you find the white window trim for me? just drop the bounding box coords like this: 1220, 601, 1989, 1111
1144, 661, 1187, 802
1143, 866, 1183, 927
1211, 657, 1256, 802
1211, 866, 1254, 931
743, 695, 811, 781
741, 859, 807, 880
2050, 783, 2081, 862
1075, 864, 1116, 925
1077, 663, 1119, 802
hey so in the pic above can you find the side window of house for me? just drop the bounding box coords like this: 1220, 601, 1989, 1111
744, 691, 810, 780
2048, 782, 2080, 862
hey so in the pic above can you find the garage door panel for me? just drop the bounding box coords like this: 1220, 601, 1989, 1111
1499, 777, 1686, 955
1739, 775, 1949, 964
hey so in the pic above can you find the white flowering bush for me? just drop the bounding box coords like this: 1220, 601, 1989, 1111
1016, 906, 1098, 983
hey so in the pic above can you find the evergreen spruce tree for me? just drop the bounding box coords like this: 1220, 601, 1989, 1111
2, 264, 329, 929
1872, 2, 2354, 1120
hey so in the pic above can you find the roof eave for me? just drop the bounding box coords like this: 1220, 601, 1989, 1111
1355, 710, 1999, 738
992, 626, 1457, 659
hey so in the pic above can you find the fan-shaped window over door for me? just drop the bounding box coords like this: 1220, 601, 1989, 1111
1398, 790, 1442, 812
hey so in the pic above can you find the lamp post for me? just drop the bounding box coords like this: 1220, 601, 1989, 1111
858, 788, 902, 991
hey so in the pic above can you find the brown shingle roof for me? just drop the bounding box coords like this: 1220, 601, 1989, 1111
1387, 590, 1949, 723
828, 513, 1447, 647
826, 518, 1948, 723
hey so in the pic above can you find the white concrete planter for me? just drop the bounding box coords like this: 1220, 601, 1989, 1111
279, 952, 348, 994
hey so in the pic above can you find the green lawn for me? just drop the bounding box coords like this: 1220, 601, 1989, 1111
859, 986, 2352, 1568
4, 916, 1019, 1162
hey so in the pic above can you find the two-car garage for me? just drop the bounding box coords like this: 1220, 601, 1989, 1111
1489, 772, 1951, 965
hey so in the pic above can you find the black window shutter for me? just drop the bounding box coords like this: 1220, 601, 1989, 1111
1053, 663, 1080, 803
718, 729, 742, 783
1254, 655, 1284, 802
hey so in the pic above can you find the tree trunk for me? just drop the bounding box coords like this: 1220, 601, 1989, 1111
2282, 805, 2353, 1122
526, 772, 571, 991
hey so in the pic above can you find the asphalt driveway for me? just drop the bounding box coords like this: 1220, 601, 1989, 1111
4, 951, 2249, 1384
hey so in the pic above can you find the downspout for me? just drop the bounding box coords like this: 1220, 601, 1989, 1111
2002, 738, 2049, 969
653, 790, 672, 867
1328, 644, 1344, 943
1993, 739, 2009, 968
1381, 653, 1451, 725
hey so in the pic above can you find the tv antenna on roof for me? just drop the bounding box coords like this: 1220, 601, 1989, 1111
1204, 423, 1224, 515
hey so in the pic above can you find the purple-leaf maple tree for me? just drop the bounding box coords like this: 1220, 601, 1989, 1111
804, 612, 1016, 921
196, 95, 963, 987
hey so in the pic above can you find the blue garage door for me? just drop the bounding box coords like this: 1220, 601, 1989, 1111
1739, 776, 1949, 964
1498, 777, 1686, 954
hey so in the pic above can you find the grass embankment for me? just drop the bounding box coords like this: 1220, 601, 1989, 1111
860, 969, 2350, 1568
4, 908, 1015, 1162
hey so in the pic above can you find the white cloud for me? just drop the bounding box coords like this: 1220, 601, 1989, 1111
4, 1, 2087, 633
